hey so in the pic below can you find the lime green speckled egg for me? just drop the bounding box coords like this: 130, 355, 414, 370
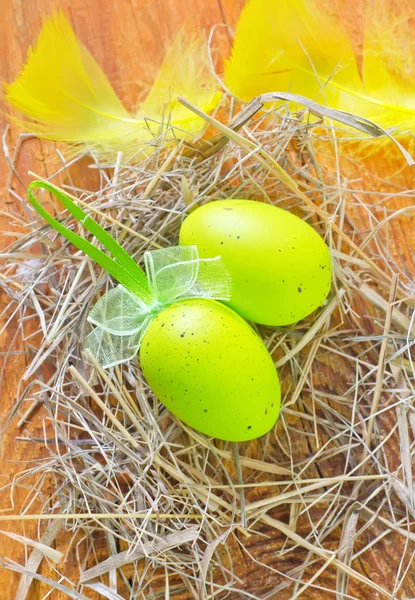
179, 199, 332, 326
140, 299, 280, 442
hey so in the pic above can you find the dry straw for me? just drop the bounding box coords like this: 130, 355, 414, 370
1, 89, 414, 600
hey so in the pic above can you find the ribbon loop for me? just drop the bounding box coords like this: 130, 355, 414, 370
88, 285, 150, 335
85, 327, 144, 368
27, 180, 151, 299
145, 246, 200, 304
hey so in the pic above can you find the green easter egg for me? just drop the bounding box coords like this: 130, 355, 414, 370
140, 299, 280, 442
179, 199, 332, 326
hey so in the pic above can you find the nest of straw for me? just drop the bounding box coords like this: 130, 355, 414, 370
1, 96, 415, 599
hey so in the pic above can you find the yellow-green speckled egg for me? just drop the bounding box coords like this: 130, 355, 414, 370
179, 199, 332, 326
140, 299, 280, 441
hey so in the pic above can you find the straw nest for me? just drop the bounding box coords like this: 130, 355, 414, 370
1, 94, 415, 599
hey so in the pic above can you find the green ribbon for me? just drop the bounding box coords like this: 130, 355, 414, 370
27, 182, 232, 368
28, 181, 151, 299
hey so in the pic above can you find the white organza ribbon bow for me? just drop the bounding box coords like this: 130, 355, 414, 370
85, 246, 232, 368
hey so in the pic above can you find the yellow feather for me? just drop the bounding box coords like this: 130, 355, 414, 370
4, 12, 220, 158
139, 29, 221, 134
225, 0, 415, 133
360, 2, 415, 130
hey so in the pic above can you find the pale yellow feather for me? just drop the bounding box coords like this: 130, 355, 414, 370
225, 0, 415, 133
139, 29, 221, 134
4, 12, 220, 158
361, 1, 415, 130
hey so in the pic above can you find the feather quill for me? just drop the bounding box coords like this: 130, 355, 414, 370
4, 12, 220, 158
225, 0, 415, 133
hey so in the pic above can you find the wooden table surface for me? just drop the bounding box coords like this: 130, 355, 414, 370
1, 0, 415, 598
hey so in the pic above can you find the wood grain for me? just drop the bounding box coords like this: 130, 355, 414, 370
0, 0, 414, 598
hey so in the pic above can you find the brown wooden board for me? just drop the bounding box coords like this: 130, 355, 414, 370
0, 0, 414, 598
